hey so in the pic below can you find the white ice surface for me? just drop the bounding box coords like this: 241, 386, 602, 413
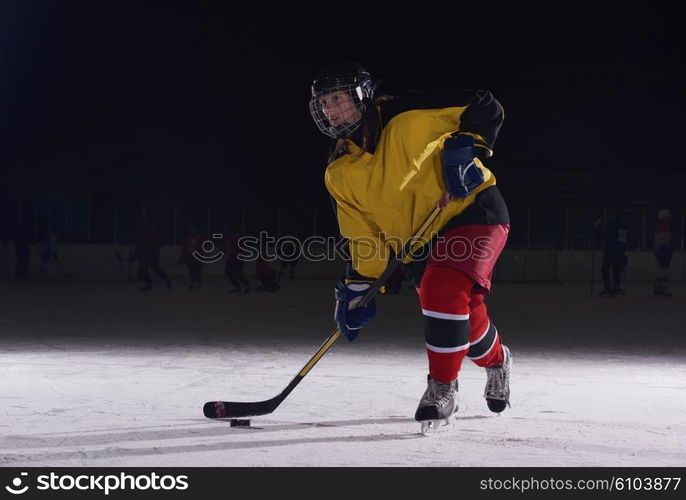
1, 277, 685, 467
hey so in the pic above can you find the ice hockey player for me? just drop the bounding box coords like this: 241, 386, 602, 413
135, 217, 172, 292
256, 256, 280, 292
653, 209, 673, 297
595, 210, 629, 296
179, 223, 203, 289
309, 62, 512, 432
223, 224, 251, 293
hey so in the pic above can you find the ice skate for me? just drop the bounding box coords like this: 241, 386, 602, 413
414, 376, 458, 435
484, 344, 511, 413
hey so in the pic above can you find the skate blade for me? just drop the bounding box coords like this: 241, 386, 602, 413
419, 415, 455, 436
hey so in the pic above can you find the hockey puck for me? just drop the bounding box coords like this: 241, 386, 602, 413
229, 419, 251, 427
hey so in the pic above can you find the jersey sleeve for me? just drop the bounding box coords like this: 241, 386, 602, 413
380, 88, 505, 157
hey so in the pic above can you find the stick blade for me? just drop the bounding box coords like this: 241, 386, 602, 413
203, 399, 280, 419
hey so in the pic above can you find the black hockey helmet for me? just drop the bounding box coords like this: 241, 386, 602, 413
309, 61, 376, 139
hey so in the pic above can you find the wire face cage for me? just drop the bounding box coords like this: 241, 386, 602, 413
309, 83, 366, 139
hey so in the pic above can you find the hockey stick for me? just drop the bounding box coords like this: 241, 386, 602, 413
203, 193, 449, 419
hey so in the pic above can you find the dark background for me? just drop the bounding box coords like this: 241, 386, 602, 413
1, 1, 684, 246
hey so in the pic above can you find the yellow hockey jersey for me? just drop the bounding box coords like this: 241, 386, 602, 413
325, 89, 505, 279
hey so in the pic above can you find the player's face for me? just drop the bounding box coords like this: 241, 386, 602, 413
320, 91, 361, 127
